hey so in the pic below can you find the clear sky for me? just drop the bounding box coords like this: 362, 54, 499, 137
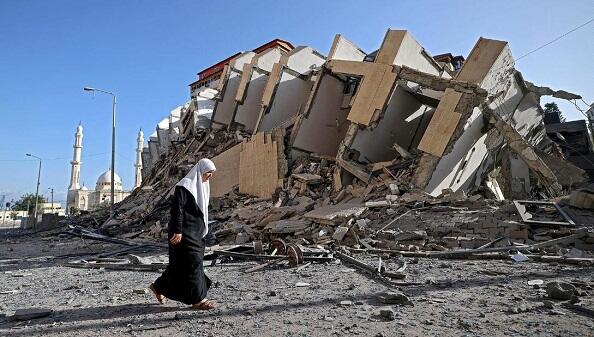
0, 0, 593, 205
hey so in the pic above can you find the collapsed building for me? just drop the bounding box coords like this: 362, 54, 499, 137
73, 29, 593, 254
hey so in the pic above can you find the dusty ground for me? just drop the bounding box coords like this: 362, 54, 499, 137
1, 229, 593, 337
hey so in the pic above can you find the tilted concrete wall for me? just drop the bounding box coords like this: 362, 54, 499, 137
233, 48, 283, 132
291, 35, 366, 156
258, 47, 325, 132
211, 52, 255, 128
350, 88, 430, 163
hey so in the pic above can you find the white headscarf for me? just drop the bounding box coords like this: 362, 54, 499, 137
176, 158, 216, 238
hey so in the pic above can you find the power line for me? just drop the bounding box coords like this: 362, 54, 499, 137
516, 16, 594, 61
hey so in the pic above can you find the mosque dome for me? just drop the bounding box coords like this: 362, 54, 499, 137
95, 169, 123, 191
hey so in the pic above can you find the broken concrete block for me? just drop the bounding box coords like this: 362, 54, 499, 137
332, 226, 349, 242
128, 254, 152, 265
377, 291, 412, 306
291, 173, 323, 184
393, 230, 428, 242
264, 219, 310, 234
568, 188, 594, 210
385, 194, 399, 202
379, 307, 396, 321
355, 219, 369, 231
235, 232, 251, 244
365, 200, 390, 208
546, 282, 577, 300
304, 203, 367, 225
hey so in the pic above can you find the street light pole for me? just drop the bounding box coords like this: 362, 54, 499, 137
84, 86, 117, 217
26, 153, 42, 230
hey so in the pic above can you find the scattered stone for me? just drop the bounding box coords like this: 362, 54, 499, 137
379, 307, 395, 321
295, 282, 311, 287
542, 300, 555, 309
377, 291, 412, 306
546, 282, 577, 300
332, 226, 349, 242
527, 279, 544, 286
133, 288, 149, 295
268, 290, 278, 296
128, 254, 152, 265
339, 300, 353, 306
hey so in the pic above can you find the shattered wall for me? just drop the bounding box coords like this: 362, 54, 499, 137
290, 35, 366, 157
211, 52, 256, 128
232, 48, 284, 132
256, 47, 325, 133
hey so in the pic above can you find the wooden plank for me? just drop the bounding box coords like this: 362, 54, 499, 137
375, 30, 407, 65
416, 89, 463, 156
210, 143, 242, 197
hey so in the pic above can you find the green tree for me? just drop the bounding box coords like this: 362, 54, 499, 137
544, 102, 566, 122
11, 193, 47, 212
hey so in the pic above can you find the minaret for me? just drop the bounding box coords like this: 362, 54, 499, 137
68, 123, 83, 190
134, 128, 144, 188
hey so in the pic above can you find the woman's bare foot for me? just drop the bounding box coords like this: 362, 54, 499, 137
192, 298, 216, 310
149, 283, 165, 304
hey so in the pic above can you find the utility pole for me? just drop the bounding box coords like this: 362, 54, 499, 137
48, 188, 54, 214
3, 202, 9, 227
26, 153, 42, 230
0, 195, 5, 226
25, 199, 30, 228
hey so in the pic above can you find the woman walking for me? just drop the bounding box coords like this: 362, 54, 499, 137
150, 158, 217, 310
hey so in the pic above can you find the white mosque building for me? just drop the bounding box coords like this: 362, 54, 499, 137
66, 124, 143, 214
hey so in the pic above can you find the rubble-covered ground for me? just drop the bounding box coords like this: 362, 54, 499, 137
1, 230, 594, 337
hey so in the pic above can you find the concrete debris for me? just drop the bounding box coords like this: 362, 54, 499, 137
379, 307, 396, 321
304, 203, 367, 225
524, 81, 582, 101
377, 291, 412, 306
58, 29, 594, 300
546, 281, 578, 301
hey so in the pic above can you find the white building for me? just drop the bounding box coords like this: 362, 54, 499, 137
66, 124, 138, 214
0, 210, 28, 228
39, 202, 66, 217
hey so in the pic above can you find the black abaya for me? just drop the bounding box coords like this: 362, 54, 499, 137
154, 186, 212, 305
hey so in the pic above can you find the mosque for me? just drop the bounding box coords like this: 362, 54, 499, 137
66, 123, 144, 214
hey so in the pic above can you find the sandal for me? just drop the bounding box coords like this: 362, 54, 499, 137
149, 283, 166, 304
192, 299, 216, 310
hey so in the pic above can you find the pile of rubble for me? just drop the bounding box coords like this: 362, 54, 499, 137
65, 28, 594, 263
